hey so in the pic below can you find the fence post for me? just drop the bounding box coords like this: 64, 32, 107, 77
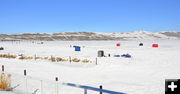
35, 54, 36, 61
51, 55, 53, 62
100, 85, 102, 94
24, 70, 26, 76
69, 56, 71, 63
2, 65, 4, 72
21, 54, 24, 60
8, 53, 10, 59
24, 70, 28, 94
55, 77, 59, 94
96, 58, 98, 65
41, 80, 43, 94
84, 88, 87, 94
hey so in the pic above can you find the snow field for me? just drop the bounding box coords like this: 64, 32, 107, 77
0, 40, 180, 94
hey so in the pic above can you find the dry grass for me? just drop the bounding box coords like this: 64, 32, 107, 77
81, 59, 91, 63
56, 57, 68, 62
0, 53, 93, 63
0, 73, 11, 91
0, 54, 17, 59
49, 57, 68, 62
43, 57, 49, 60
72, 58, 80, 62
49, 57, 56, 62
35, 57, 43, 60
19, 56, 33, 60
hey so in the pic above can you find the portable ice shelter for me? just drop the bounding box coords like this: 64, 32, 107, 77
98, 50, 104, 57
116, 43, 120, 47
0, 47, 4, 50
74, 46, 81, 51
121, 54, 132, 58
152, 44, 158, 48
114, 55, 120, 57
139, 43, 143, 46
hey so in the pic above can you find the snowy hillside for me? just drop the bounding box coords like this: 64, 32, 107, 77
0, 31, 179, 41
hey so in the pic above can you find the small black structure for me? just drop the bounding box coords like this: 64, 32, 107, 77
108, 53, 111, 57
98, 50, 104, 57
0, 47, 4, 50
139, 43, 143, 46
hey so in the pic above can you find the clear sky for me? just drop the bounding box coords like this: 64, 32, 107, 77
0, 0, 180, 34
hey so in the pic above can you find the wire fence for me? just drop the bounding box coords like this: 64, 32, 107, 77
0, 52, 98, 65
0, 65, 126, 94
0, 72, 126, 94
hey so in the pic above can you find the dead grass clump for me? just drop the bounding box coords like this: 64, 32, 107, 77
8, 54, 17, 59
56, 57, 68, 62
49, 57, 56, 62
72, 58, 80, 62
55, 57, 63, 62
18, 56, 24, 60
0, 73, 11, 91
43, 57, 49, 60
19, 56, 33, 60
23, 56, 33, 60
35, 57, 42, 60
0, 54, 17, 59
81, 59, 91, 63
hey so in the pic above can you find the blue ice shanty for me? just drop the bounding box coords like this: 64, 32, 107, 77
74, 46, 81, 51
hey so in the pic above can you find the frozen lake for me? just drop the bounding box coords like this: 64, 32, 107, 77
0, 40, 180, 94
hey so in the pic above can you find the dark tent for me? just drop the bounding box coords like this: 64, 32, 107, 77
0, 47, 4, 50
98, 50, 104, 57
139, 43, 143, 46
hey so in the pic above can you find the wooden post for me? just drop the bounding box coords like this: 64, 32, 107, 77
24, 70, 28, 94
35, 54, 36, 61
2, 65, 4, 72
55, 77, 58, 81
84, 89, 87, 94
55, 77, 59, 94
96, 58, 98, 65
69, 56, 71, 63
24, 70, 27, 76
51, 55, 53, 62
100, 85, 102, 94
8, 53, 10, 58
41, 80, 43, 94
21, 54, 24, 60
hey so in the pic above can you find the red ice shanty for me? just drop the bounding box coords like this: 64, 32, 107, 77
116, 43, 120, 47
152, 44, 159, 48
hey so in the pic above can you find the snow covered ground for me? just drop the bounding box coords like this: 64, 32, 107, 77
0, 40, 180, 94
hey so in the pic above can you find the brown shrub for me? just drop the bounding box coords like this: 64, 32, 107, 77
56, 57, 68, 62
0, 54, 17, 59
81, 59, 91, 63
72, 58, 80, 62
0, 73, 11, 91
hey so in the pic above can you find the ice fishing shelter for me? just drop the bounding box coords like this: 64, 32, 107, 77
98, 50, 104, 57
121, 54, 132, 58
0, 47, 4, 50
74, 46, 81, 51
139, 43, 143, 46
152, 44, 158, 48
116, 43, 120, 47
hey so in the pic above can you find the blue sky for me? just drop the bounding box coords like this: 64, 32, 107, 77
0, 0, 180, 34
